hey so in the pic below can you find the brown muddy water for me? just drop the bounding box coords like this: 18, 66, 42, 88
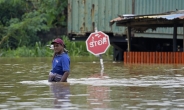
0, 57, 184, 110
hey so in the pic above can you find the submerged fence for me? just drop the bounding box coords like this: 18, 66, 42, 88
124, 52, 184, 64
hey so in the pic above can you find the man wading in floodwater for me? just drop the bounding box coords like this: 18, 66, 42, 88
48, 38, 70, 82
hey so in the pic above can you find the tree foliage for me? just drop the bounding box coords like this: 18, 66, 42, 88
0, 0, 67, 49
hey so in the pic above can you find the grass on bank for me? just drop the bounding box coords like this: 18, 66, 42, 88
0, 36, 113, 58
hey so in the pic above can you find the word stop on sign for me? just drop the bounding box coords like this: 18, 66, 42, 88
89, 34, 108, 47
86, 31, 110, 55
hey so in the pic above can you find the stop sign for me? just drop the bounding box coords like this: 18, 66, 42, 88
86, 31, 110, 55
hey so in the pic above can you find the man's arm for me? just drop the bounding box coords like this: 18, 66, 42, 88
60, 71, 69, 82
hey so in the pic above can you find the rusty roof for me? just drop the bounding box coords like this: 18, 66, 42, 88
110, 10, 184, 32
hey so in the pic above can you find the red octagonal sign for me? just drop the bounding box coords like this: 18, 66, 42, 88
86, 31, 110, 55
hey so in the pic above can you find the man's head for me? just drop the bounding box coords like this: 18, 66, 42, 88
51, 38, 65, 54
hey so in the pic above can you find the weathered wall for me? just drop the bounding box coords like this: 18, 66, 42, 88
68, 0, 184, 38
68, 0, 133, 37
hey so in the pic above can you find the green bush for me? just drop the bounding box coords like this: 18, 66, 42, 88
0, 36, 113, 57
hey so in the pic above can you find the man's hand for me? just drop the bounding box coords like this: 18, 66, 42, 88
60, 71, 69, 82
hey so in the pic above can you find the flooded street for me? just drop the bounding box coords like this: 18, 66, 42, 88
0, 57, 184, 110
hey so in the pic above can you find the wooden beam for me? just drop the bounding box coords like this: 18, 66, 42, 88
127, 27, 131, 52
173, 24, 177, 52
183, 24, 184, 52
116, 19, 184, 27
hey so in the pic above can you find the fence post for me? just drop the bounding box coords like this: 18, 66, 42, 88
124, 52, 127, 64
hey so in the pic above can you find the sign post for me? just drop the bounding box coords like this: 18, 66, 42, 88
86, 28, 110, 72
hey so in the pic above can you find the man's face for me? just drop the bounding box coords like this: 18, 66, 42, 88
53, 43, 64, 54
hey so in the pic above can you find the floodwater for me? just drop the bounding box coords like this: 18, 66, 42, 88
0, 57, 184, 110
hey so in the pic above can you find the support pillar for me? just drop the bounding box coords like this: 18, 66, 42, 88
173, 24, 177, 52
183, 24, 184, 52
127, 27, 132, 52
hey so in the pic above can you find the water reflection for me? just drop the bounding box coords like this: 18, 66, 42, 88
49, 83, 71, 109
87, 71, 110, 109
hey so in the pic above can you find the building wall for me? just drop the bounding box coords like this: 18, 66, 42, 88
134, 0, 184, 39
68, 0, 132, 36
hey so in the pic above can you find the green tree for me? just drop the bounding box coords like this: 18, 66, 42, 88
0, 0, 67, 49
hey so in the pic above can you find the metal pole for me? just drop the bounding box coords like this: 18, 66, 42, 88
95, 27, 98, 33
95, 27, 104, 71
99, 54, 104, 76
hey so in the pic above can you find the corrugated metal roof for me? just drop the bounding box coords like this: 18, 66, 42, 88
133, 0, 184, 38
110, 10, 184, 32
144, 14, 184, 20
111, 10, 184, 23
